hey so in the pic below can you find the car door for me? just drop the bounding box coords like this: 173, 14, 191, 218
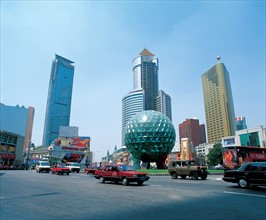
103, 166, 113, 181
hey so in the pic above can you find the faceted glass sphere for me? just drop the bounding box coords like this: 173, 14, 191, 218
125, 110, 176, 162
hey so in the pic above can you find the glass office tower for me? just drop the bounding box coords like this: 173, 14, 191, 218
42, 54, 75, 147
122, 49, 172, 146
201, 59, 236, 144
133, 49, 159, 110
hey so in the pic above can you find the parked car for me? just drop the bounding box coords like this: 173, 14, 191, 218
66, 162, 80, 173
51, 164, 71, 175
94, 165, 150, 186
35, 161, 51, 173
0, 164, 11, 170
168, 160, 208, 180
85, 166, 98, 176
223, 162, 266, 188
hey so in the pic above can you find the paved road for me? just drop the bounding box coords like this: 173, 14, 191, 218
1, 170, 265, 220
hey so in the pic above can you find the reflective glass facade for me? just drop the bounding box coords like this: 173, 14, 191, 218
201, 62, 236, 143
122, 49, 172, 146
122, 89, 144, 146
125, 110, 176, 168
42, 54, 75, 147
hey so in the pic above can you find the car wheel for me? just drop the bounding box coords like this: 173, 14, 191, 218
238, 178, 249, 188
56, 171, 59, 175
77, 171, 80, 173
181, 175, 186, 179
138, 180, 144, 186
171, 172, 178, 179
99, 176, 105, 184
191, 172, 199, 180
122, 178, 128, 186
67, 173, 69, 175
52, 172, 54, 174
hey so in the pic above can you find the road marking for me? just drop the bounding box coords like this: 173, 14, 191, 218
224, 191, 266, 198
216, 178, 222, 180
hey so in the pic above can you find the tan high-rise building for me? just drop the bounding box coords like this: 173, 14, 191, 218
201, 58, 236, 143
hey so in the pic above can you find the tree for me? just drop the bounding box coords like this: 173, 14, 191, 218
207, 143, 223, 167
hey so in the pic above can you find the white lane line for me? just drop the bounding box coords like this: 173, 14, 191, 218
216, 178, 222, 180
224, 191, 266, 198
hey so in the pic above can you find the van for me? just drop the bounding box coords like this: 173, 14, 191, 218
66, 162, 80, 173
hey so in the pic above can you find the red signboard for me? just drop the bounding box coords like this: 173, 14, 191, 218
1, 154, 16, 159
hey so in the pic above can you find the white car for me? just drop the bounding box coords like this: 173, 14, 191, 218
36, 161, 51, 173
66, 162, 80, 173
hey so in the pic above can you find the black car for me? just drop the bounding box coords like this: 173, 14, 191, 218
223, 162, 266, 188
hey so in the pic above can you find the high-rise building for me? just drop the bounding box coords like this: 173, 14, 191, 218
201, 57, 236, 143
42, 54, 75, 147
121, 49, 172, 146
235, 116, 247, 131
0, 103, 35, 152
199, 124, 207, 144
122, 89, 144, 146
179, 118, 206, 147
132, 49, 159, 110
157, 90, 172, 121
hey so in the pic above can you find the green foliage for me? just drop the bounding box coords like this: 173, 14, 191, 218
207, 143, 223, 166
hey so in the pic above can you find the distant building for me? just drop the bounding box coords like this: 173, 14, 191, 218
179, 118, 206, 147
222, 126, 266, 148
201, 57, 236, 143
121, 48, 172, 146
199, 124, 207, 144
0, 131, 24, 165
235, 116, 247, 131
122, 89, 144, 146
0, 103, 34, 152
180, 138, 196, 160
42, 54, 75, 147
157, 90, 172, 121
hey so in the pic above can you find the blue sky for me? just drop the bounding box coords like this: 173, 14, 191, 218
1, 1, 265, 161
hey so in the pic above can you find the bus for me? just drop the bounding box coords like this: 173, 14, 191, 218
223, 146, 266, 169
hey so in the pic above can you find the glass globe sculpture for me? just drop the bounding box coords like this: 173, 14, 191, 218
125, 110, 176, 169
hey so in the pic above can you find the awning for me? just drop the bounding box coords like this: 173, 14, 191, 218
1, 153, 16, 159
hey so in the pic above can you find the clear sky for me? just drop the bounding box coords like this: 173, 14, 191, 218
1, 1, 265, 161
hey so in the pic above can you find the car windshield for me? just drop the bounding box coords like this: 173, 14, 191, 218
41, 162, 50, 166
57, 164, 67, 168
118, 165, 135, 171
71, 163, 79, 167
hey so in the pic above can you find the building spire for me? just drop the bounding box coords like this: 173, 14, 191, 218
217, 56, 221, 63
140, 48, 154, 57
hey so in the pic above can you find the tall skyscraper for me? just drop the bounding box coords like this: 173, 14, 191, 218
122, 48, 172, 146
201, 57, 236, 143
179, 118, 206, 147
122, 89, 144, 145
157, 90, 172, 121
0, 103, 35, 152
42, 54, 75, 147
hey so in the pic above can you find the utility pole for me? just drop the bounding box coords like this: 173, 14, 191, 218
25, 140, 31, 170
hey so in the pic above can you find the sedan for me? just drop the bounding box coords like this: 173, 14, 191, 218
223, 162, 266, 188
94, 165, 150, 186
51, 164, 71, 175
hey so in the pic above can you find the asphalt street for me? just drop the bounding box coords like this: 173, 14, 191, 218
0, 170, 265, 220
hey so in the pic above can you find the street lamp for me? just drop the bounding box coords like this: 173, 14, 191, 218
25, 140, 34, 170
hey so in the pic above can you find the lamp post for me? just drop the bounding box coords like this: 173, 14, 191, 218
25, 141, 35, 170
25, 140, 31, 170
